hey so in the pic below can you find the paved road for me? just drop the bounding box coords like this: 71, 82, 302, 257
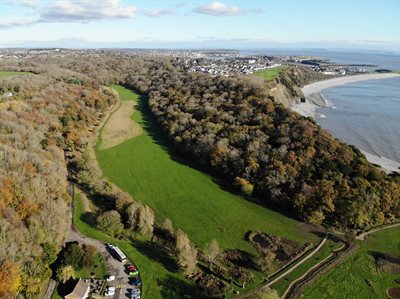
43, 278, 57, 299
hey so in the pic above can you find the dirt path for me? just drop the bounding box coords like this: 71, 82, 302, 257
356, 222, 400, 241
98, 98, 142, 150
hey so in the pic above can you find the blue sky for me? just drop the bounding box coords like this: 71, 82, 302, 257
0, 0, 399, 51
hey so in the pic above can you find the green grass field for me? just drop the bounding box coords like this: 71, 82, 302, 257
0, 71, 30, 77
301, 228, 400, 299
253, 66, 287, 81
96, 85, 318, 254
73, 192, 202, 299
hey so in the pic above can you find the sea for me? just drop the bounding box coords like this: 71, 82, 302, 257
319, 77, 400, 164
243, 49, 400, 167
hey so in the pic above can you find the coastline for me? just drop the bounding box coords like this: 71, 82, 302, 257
292, 72, 400, 117
292, 72, 400, 173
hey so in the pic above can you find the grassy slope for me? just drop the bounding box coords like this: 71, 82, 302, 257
0, 71, 30, 76
96, 85, 318, 254
73, 192, 201, 299
301, 228, 400, 299
253, 66, 287, 81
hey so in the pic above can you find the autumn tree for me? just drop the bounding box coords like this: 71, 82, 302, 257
175, 229, 198, 274
205, 239, 220, 264
137, 205, 155, 236
56, 265, 75, 283
0, 262, 21, 297
259, 250, 276, 273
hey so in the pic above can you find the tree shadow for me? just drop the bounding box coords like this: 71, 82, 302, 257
54, 278, 76, 297
223, 249, 259, 271
80, 211, 97, 227
157, 274, 206, 299
131, 239, 179, 273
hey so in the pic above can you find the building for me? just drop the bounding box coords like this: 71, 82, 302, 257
65, 279, 90, 299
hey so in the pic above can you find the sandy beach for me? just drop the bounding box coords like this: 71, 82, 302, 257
292, 72, 400, 117
292, 72, 400, 173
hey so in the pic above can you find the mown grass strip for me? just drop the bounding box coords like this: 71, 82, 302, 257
0, 71, 31, 77
253, 66, 287, 81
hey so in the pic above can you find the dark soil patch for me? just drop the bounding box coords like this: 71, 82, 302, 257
248, 231, 304, 262
191, 271, 229, 298
373, 252, 400, 274
223, 249, 257, 270
388, 287, 400, 299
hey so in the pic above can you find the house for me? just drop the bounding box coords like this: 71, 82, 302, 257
65, 279, 90, 299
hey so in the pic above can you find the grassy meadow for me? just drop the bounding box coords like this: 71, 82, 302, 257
96, 85, 319, 253
301, 228, 400, 299
253, 66, 287, 81
0, 71, 30, 77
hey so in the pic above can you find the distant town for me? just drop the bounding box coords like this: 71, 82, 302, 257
0, 48, 380, 78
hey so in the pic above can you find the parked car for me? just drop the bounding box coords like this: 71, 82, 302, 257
106, 275, 115, 282
126, 264, 137, 271
130, 277, 141, 286
129, 293, 141, 299
105, 286, 115, 296
129, 289, 141, 299
129, 270, 139, 277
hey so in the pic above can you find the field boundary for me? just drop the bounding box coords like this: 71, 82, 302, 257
237, 237, 327, 298
281, 242, 346, 298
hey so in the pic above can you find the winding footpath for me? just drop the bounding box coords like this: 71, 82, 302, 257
355, 222, 400, 241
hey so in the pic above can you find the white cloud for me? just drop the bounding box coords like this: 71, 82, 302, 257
0, 18, 38, 28
40, 0, 138, 23
144, 9, 175, 17
193, 2, 262, 16
5, 0, 40, 9
194, 2, 240, 16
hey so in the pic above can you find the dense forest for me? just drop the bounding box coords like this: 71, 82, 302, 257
0, 66, 116, 296
122, 60, 399, 229
0, 54, 399, 296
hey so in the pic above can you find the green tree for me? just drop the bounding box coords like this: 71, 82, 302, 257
62, 243, 84, 269
96, 210, 124, 236
81, 245, 97, 268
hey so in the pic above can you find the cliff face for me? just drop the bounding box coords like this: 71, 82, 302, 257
266, 66, 329, 108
